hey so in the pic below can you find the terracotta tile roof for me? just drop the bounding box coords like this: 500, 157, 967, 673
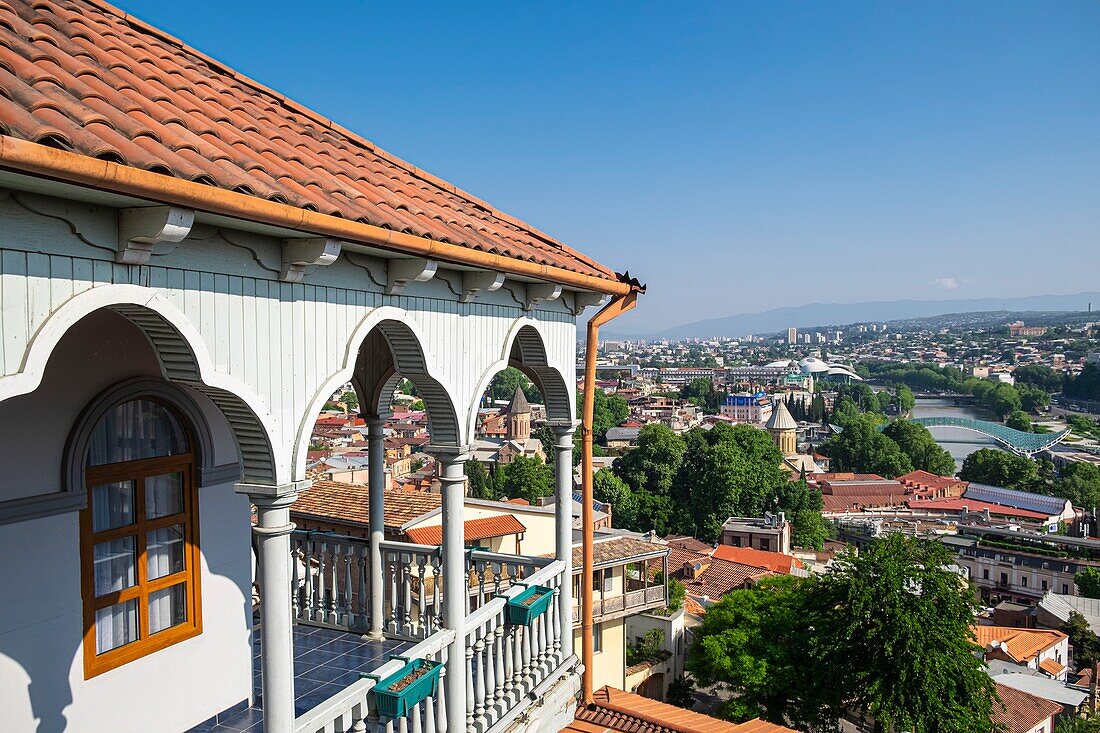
1039, 658, 1066, 678
710, 546, 802, 574
991, 683, 1061, 733
821, 493, 905, 513
0, 0, 621, 284
895, 470, 966, 490
684, 558, 771, 600
404, 515, 525, 545
663, 536, 714, 554
291, 479, 439, 530
973, 626, 1067, 664
567, 686, 795, 733
683, 597, 708, 617
905, 497, 1050, 520
566, 537, 670, 568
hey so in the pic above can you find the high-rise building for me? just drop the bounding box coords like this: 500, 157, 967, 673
787, 327, 797, 344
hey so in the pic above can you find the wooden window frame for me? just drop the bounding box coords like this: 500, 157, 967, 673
80, 408, 202, 679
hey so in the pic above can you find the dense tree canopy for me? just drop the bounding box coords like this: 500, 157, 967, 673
882, 419, 957, 476
579, 387, 630, 443
690, 534, 996, 732
1076, 567, 1100, 600
613, 424, 686, 497
464, 459, 495, 500
1065, 363, 1100, 402
822, 414, 913, 478
680, 377, 720, 412
1014, 364, 1064, 393
488, 366, 542, 403
498, 455, 553, 504
959, 448, 1040, 490
593, 469, 637, 529
1062, 611, 1100, 671
1005, 410, 1033, 432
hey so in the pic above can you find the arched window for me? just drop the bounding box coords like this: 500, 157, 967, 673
80, 397, 202, 678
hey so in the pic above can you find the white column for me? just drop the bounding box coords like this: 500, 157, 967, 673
431, 446, 470, 733
240, 482, 305, 733
551, 423, 576, 661
366, 414, 387, 641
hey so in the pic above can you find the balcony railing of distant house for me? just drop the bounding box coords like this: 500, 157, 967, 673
289, 531, 570, 733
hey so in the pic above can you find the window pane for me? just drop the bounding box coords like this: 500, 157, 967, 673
95, 599, 138, 654
91, 481, 134, 532
148, 582, 187, 635
147, 524, 185, 580
93, 537, 136, 596
87, 399, 188, 466
146, 473, 184, 518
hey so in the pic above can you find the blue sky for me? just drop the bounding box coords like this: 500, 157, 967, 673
121, 1, 1100, 332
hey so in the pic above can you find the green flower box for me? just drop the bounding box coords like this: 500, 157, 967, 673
506, 584, 556, 626
369, 658, 443, 718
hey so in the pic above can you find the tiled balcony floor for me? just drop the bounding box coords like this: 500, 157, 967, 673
187, 624, 413, 732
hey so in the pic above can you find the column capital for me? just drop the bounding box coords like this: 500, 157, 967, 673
362, 412, 391, 428
235, 480, 310, 501
423, 443, 474, 464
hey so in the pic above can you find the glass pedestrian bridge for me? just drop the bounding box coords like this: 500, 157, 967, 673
909, 417, 1070, 457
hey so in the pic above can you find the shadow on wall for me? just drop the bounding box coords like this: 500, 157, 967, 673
0, 553, 250, 733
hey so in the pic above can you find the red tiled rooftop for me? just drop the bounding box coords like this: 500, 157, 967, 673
684, 558, 772, 599
710, 545, 802, 574
404, 515, 526, 546
0, 0, 627, 287
991, 683, 1061, 733
904, 497, 1050, 520
895, 470, 966, 490
567, 686, 796, 733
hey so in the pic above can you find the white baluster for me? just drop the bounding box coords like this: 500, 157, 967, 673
402, 552, 413, 637
357, 542, 370, 630
387, 551, 399, 635
417, 555, 428, 638
303, 539, 316, 622
492, 614, 506, 716
483, 617, 496, 726
465, 640, 476, 733
473, 626, 487, 729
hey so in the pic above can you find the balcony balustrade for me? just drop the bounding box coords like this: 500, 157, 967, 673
286, 531, 571, 733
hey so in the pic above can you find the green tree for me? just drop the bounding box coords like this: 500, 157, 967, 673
1055, 462, 1100, 512
593, 469, 638, 530
959, 449, 1040, 490
1013, 364, 1064, 393
678, 425, 789, 541
340, 390, 359, 410
489, 367, 542, 403
681, 378, 720, 412
822, 414, 914, 478
764, 471, 828, 551
580, 388, 630, 443
1018, 384, 1051, 413
893, 384, 916, 414
533, 425, 555, 463
882, 419, 957, 476
613, 424, 687, 497
1006, 410, 1032, 432
1076, 567, 1100, 599
689, 576, 826, 726
1061, 611, 1100, 671
666, 676, 696, 709
1057, 715, 1100, 733
986, 382, 1022, 419
464, 459, 495, 500
1065, 363, 1100, 401
498, 455, 553, 504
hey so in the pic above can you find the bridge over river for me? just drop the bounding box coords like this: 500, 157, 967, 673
908, 416, 1068, 457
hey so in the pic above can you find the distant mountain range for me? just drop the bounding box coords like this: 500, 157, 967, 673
608, 291, 1100, 340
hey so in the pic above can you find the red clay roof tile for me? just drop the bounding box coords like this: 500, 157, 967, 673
0, 0, 618, 282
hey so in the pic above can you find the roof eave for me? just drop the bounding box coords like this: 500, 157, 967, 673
0, 135, 638, 297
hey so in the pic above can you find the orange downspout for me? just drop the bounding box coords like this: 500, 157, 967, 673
581, 291, 639, 703
0, 135, 633, 298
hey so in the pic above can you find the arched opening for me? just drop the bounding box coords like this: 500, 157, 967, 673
464, 324, 573, 505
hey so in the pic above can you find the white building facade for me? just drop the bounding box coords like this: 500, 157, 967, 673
0, 3, 641, 732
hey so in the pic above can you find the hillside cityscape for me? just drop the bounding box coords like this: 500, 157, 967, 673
0, 3, 1096, 733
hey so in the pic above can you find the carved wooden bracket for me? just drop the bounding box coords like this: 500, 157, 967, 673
280, 238, 342, 283
386, 258, 437, 295
116, 206, 195, 265
571, 291, 607, 315
524, 282, 563, 311
460, 271, 506, 303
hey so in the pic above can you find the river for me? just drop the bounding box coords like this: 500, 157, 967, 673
909, 397, 1002, 471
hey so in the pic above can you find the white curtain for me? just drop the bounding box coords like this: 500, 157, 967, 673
91, 481, 133, 533
147, 525, 184, 580
92, 536, 135, 596
95, 600, 137, 653
87, 400, 187, 467
148, 584, 186, 635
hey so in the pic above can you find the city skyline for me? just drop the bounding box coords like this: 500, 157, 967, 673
120, 1, 1100, 331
